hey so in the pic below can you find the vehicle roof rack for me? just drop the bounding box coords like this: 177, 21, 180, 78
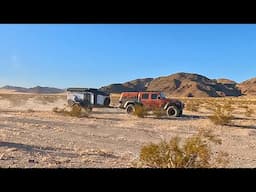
67, 88, 97, 92
66, 88, 109, 96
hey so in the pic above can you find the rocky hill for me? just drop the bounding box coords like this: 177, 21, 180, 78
146, 73, 241, 97
100, 73, 246, 97
237, 78, 256, 95
99, 78, 153, 93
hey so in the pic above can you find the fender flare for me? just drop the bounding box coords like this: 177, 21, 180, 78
124, 101, 142, 108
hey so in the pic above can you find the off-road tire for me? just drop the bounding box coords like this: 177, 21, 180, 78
126, 104, 135, 114
166, 105, 180, 117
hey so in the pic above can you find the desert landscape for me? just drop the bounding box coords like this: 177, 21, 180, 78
0, 87, 256, 168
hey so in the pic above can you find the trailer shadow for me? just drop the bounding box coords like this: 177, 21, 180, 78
0, 141, 78, 158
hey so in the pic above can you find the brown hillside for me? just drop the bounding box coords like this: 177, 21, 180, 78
147, 73, 241, 97
237, 78, 256, 95
99, 78, 153, 93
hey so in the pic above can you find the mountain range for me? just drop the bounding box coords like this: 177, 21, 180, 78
1, 72, 256, 97
99, 72, 256, 97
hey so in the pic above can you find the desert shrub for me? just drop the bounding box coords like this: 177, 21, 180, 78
138, 129, 228, 168
27, 109, 35, 113
186, 101, 199, 112
69, 104, 83, 117
243, 106, 254, 117
209, 102, 234, 125
133, 105, 148, 118
152, 107, 166, 118
52, 105, 89, 118
52, 107, 59, 113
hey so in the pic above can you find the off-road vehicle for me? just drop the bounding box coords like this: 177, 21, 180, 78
119, 91, 184, 117
66, 88, 111, 110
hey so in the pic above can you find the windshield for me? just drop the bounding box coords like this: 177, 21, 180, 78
160, 92, 166, 99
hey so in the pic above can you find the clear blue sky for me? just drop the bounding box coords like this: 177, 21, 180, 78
0, 24, 255, 89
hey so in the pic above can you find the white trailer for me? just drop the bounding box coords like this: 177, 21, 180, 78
66, 88, 110, 108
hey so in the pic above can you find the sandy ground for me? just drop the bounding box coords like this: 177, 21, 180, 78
0, 93, 256, 168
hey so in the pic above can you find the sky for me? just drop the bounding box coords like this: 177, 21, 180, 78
0, 24, 256, 89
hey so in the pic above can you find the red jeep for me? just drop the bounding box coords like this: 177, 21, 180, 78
119, 91, 184, 117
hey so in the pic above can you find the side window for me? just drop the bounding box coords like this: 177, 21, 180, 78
142, 93, 149, 99
151, 94, 158, 99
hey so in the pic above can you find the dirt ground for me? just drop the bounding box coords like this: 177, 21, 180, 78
0, 92, 256, 168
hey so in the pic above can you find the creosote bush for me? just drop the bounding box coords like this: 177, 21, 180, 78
138, 129, 228, 168
185, 101, 200, 112
52, 105, 89, 118
133, 105, 148, 118
209, 102, 234, 125
242, 105, 254, 117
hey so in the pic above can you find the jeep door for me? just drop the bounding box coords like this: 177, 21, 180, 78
150, 93, 161, 108
140, 93, 151, 107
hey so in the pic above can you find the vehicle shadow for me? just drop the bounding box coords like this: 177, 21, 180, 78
151, 114, 207, 120
92, 111, 122, 115
233, 117, 256, 121
228, 124, 256, 129
91, 116, 122, 121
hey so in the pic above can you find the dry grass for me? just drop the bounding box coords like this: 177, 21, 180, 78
208, 102, 234, 126
133, 105, 148, 118
52, 105, 90, 118
185, 101, 200, 112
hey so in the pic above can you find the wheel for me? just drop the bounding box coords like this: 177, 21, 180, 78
104, 97, 110, 106
166, 105, 180, 117
126, 104, 135, 114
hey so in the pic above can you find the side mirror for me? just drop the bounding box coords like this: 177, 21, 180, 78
157, 96, 161, 99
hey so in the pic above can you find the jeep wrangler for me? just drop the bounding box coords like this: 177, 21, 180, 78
119, 91, 184, 117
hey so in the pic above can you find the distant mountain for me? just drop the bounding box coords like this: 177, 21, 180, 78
0, 85, 65, 94
147, 73, 242, 97
100, 73, 245, 97
2, 73, 256, 97
1, 85, 28, 92
26, 86, 65, 94
99, 78, 153, 93
237, 78, 256, 95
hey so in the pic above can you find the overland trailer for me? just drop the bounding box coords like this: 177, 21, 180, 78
66, 88, 111, 110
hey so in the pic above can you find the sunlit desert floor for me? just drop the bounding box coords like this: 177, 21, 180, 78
0, 92, 256, 168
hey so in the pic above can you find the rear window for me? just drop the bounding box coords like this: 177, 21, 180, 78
151, 94, 158, 99
142, 93, 149, 99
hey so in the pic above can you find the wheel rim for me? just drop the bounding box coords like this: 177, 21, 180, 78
127, 106, 134, 114
167, 108, 176, 116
